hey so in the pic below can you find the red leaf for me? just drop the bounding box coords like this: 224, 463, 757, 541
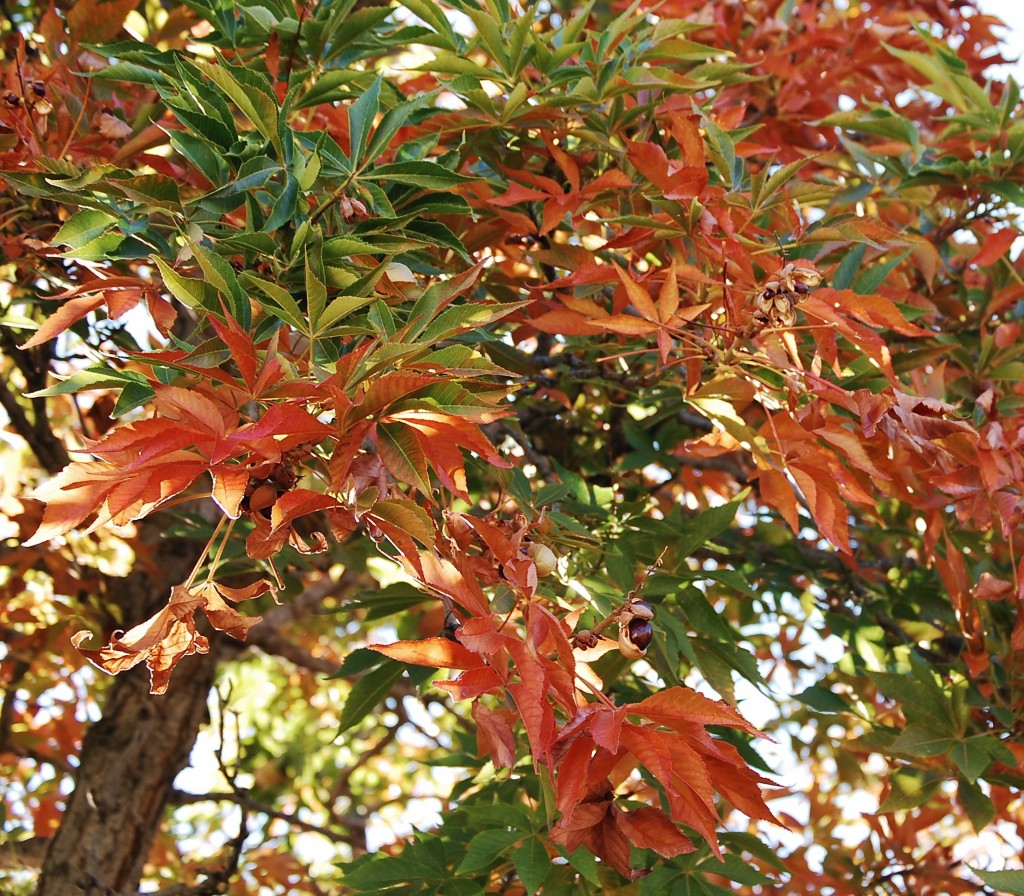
472, 702, 518, 769
615, 806, 695, 858
971, 227, 1018, 268
209, 314, 259, 393
626, 140, 708, 200
555, 736, 595, 815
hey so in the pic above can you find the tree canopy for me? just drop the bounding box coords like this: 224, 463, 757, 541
3, 0, 1024, 893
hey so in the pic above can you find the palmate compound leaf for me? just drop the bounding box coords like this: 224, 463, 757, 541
369, 613, 776, 878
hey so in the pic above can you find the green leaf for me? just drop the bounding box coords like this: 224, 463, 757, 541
754, 157, 813, 208
795, 685, 851, 714
949, 737, 993, 784
677, 585, 735, 643
957, 775, 995, 832
154, 258, 220, 313
240, 273, 308, 332
51, 210, 117, 249
85, 61, 174, 88
185, 237, 249, 326
109, 173, 183, 211
364, 93, 434, 166
315, 294, 376, 333
377, 423, 433, 494
418, 302, 521, 345
970, 868, 1024, 895
342, 835, 449, 889
294, 69, 362, 110
347, 75, 382, 169
877, 768, 941, 813
852, 250, 909, 295
196, 159, 280, 214
399, 0, 460, 50
456, 829, 524, 874
329, 647, 391, 679
675, 494, 745, 556
870, 664, 961, 735
337, 659, 405, 733
512, 838, 551, 894
888, 724, 953, 759
169, 130, 231, 185
194, 58, 283, 159
25, 366, 152, 399
112, 380, 157, 417
562, 845, 600, 885
368, 160, 477, 190
305, 246, 328, 328
61, 232, 125, 262
831, 244, 867, 291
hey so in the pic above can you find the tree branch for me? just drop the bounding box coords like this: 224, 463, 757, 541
0, 375, 69, 474
0, 835, 49, 871
169, 789, 361, 847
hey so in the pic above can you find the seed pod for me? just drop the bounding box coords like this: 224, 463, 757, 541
3, 90, 20, 107
30, 80, 45, 98
792, 267, 822, 288
527, 542, 558, 577
627, 598, 654, 620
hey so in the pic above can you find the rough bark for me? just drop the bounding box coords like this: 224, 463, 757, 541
34, 646, 222, 896
34, 522, 215, 896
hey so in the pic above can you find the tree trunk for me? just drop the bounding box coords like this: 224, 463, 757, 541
35, 523, 218, 896
35, 648, 221, 896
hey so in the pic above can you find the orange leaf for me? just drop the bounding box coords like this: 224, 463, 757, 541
19, 295, 103, 348
369, 637, 481, 669
756, 466, 800, 534
614, 264, 659, 321
269, 489, 339, 533
211, 466, 250, 518
629, 687, 761, 735
789, 462, 852, 554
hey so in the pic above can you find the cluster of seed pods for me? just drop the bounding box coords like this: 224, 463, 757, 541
748, 262, 823, 332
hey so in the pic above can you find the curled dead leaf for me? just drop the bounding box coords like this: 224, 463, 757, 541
94, 110, 132, 140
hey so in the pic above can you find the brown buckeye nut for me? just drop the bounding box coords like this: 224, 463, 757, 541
247, 483, 279, 514
618, 619, 649, 659
627, 617, 654, 652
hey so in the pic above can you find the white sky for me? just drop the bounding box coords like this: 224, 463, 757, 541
983, 0, 1024, 76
